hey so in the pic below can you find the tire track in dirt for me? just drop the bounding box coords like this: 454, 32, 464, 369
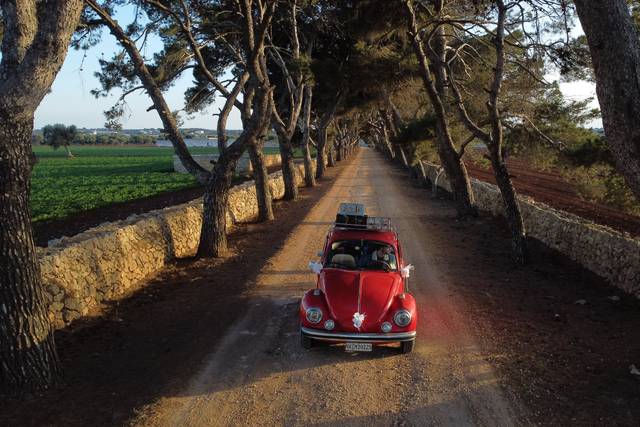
136, 149, 529, 426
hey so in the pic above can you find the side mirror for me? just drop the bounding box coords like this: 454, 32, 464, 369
401, 264, 414, 278
308, 261, 323, 274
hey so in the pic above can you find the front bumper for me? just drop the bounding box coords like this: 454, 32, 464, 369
301, 326, 416, 343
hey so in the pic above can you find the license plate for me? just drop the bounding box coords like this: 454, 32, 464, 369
345, 342, 372, 352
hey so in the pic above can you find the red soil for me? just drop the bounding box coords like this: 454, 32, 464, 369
466, 158, 640, 238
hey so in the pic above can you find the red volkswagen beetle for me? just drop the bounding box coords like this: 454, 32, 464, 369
300, 203, 417, 353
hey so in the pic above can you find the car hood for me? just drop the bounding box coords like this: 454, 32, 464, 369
320, 269, 401, 332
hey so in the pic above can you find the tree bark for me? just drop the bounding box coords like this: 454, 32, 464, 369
198, 79, 272, 256
248, 141, 274, 221
0, 118, 61, 393
489, 146, 527, 264
573, 0, 640, 200
487, 1, 527, 263
435, 129, 477, 217
405, 0, 477, 218
301, 139, 315, 187
445, 0, 526, 261
0, 0, 84, 393
316, 124, 328, 179
398, 146, 409, 168
301, 86, 315, 187
327, 137, 337, 167
381, 121, 396, 160
388, 99, 405, 135
197, 160, 236, 258
277, 131, 299, 200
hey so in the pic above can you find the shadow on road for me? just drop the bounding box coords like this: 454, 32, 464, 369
0, 161, 356, 427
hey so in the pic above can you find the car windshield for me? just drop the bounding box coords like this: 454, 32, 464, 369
324, 240, 397, 271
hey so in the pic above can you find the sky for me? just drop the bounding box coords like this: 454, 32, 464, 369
33, 7, 602, 131
34, 6, 243, 130
556, 79, 601, 128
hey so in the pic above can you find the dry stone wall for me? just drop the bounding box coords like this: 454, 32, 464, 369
418, 161, 640, 298
173, 153, 281, 174
39, 162, 311, 328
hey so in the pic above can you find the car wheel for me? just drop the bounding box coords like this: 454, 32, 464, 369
301, 332, 314, 349
400, 340, 414, 354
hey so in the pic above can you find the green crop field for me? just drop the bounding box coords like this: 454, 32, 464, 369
30, 144, 302, 223
30, 145, 216, 223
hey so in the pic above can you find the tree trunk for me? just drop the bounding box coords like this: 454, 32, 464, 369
382, 108, 400, 140
437, 137, 478, 218
328, 140, 336, 167
197, 160, 236, 258
301, 86, 315, 187
89, 1, 208, 182
0, 119, 61, 393
64, 145, 74, 158
316, 125, 328, 179
573, 0, 640, 200
381, 122, 396, 160
412, 53, 475, 212
406, 1, 477, 218
277, 131, 298, 200
388, 100, 405, 135
248, 141, 274, 221
336, 140, 343, 162
398, 146, 409, 168
417, 160, 428, 187
488, 145, 527, 264
0, 0, 83, 393
301, 139, 315, 187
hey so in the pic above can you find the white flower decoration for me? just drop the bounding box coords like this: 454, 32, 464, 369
352, 312, 366, 328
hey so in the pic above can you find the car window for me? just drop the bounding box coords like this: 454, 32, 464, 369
325, 240, 397, 271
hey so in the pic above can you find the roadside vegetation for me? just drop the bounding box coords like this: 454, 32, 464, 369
31, 146, 202, 222
30, 145, 295, 223
562, 151, 640, 216
507, 134, 640, 217
370, 2, 640, 244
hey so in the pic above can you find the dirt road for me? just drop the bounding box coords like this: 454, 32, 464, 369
138, 148, 528, 426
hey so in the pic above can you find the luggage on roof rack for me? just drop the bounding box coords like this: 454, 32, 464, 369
335, 213, 368, 227
338, 202, 365, 216
334, 203, 393, 231
335, 202, 367, 227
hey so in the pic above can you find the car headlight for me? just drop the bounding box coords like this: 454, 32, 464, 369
324, 319, 335, 330
381, 322, 392, 333
393, 309, 412, 327
306, 307, 323, 324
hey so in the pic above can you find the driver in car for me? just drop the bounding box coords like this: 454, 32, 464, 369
359, 245, 396, 269
372, 246, 392, 262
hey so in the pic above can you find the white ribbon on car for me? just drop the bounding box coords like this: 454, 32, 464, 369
352, 312, 366, 328
308, 261, 323, 274
401, 264, 414, 278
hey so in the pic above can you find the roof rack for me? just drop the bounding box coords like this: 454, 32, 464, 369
334, 203, 393, 231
